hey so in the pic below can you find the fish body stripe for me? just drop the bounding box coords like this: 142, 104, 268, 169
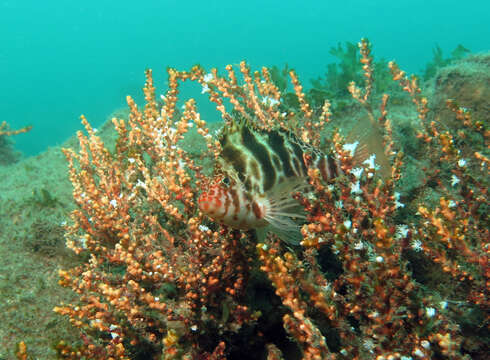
200, 122, 343, 232
240, 125, 276, 191
266, 131, 296, 178
198, 183, 268, 229
219, 123, 339, 195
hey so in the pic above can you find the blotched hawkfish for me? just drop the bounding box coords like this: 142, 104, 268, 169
198, 120, 342, 244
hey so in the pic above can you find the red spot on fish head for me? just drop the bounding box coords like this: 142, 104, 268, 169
198, 184, 225, 216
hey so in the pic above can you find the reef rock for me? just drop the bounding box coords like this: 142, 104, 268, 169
431, 52, 490, 129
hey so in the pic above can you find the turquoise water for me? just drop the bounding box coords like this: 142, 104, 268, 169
1, 0, 488, 156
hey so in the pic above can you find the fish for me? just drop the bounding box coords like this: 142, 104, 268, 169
198, 119, 342, 244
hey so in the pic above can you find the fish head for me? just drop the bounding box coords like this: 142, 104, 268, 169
199, 176, 266, 229
198, 181, 229, 219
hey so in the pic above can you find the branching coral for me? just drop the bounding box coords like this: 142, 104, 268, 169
55, 70, 256, 359
0, 121, 31, 165
48, 39, 488, 360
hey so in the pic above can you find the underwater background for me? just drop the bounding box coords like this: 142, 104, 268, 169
1, 0, 489, 156
0, 1, 489, 360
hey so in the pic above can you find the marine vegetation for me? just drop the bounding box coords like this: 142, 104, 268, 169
309, 41, 393, 100
422, 44, 470, 80
18, 39, 487, 359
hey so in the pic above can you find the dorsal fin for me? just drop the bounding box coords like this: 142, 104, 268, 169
346, 116, 391, 180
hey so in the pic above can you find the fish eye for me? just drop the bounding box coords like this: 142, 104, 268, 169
221, 177, 230, 186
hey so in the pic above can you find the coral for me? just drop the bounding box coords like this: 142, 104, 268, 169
50, 39, 488, 359
0, 121, 31, 165
55, 69, 256, 359
0, 121, 31, 137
